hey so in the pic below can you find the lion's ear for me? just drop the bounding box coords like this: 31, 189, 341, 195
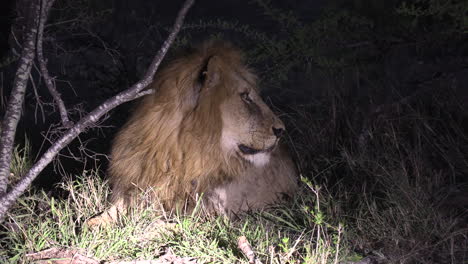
183, 56, 222, 111
200, 55, 221, 88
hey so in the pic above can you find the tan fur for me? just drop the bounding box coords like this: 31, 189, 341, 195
107, 40, 298, 216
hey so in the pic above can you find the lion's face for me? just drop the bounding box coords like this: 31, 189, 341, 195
219, 69, 285, 167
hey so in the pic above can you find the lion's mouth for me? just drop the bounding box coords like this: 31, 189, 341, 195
238, 144, 275, 155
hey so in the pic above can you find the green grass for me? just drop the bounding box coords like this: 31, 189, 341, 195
9, 137, 32, 185
0, 171, 348, 263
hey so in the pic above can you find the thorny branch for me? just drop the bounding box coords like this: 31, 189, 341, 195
0, 0, 195, 221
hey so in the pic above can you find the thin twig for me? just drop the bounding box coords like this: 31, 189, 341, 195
37, 0, 73, 128
29, 72, 46, 123
0, 0, 195, 221
26, 247, 100, 264
135, 89, 155, 99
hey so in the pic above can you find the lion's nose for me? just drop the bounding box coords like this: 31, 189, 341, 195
272, 126, 285, 138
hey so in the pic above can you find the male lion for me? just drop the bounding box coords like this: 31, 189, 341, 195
88, 40, 298, 226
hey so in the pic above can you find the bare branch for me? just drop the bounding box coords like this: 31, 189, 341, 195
0, 0, 40, 196
0, 0, 195, 221
36, 0, 73, 128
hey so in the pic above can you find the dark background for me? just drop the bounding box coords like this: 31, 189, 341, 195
0, 0, 333, 183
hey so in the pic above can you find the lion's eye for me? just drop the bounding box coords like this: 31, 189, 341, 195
240, 92, 252, 103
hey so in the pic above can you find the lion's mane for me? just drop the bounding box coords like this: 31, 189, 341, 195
109, 41, 257, 209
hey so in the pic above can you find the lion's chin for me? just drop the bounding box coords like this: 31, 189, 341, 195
237, 143, 276, 167
241, 152, 271, 167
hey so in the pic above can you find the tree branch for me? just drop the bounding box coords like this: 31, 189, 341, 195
0, 0, 40, 196
0, 0, 195, 221
36, 0, 73, 128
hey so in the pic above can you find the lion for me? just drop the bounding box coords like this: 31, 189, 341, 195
87, 40, 298, 226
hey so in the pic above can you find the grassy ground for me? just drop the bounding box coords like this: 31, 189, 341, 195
0, 172, 348, 263
1, 90, 467, 263
0, 131, 354, 264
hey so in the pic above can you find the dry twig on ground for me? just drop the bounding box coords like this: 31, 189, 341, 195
238, 235, 262, 264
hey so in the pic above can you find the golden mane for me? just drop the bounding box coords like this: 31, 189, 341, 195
108, 41, 258, 208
